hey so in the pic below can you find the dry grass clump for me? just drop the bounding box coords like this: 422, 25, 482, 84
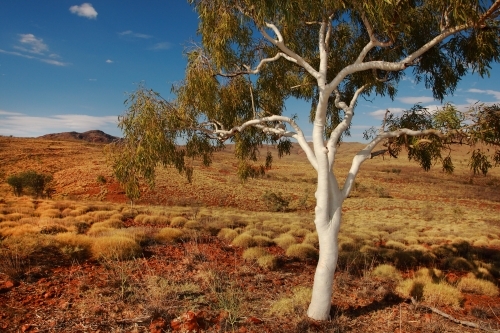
257, 254, 278, 270
242, 247, 268, 261
372, 264, 402, 281
303, 232, 319, 248
5, 213, 24, 221
274, 233, 297, 250
170, 216, 188, 227
0, 223, 40, 238
443, 256, 475, 272
457, 275, 499, 296
91, 235, 142, 260
156, 227, 184, 243
1, 234, 52, 257
253, 235, 274, 247
40, 209, 61, 219
397, 268, 462, 308
184, 220, 201, 230
231, 233, 256, 248
54, 232, 93, 259
269, 286, 312, 316
423, 283, 463, 308
385, 240, 406, 250
93, 219, 124, 229
141, 215, 170, 225
286, 243, 318, 261
134, 214, 148, 224
217, 228, 238, 242
290, 228, 310, 237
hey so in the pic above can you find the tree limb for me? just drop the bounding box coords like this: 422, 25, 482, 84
260, 23, 321, 80
410, 297, 500, 333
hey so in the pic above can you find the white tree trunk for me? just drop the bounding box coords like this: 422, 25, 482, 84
306, 170, 343, 320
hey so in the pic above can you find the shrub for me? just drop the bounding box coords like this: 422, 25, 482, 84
242, 247, 268, 261
253, 235, 274, 247
6, 170, 54, 198
40, 224, 68, 235
274, 234, 297, 250
286, 243, 318, 261
290, 228, 310, 237
457, 275, 499, 297
231, 233, 256, 248
156, 227, 184, 243
170, 216, 188, 227
91, 235, 141, 260
6, 175, 23, 197
262, 190, 290, 212
443, 256, 475, 272
372, 264, 402, 281
257, 254, 278, 270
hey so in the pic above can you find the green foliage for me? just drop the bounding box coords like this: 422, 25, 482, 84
6, 170, 54, 198
262, 190, 290, 212
106, 85, 222, 200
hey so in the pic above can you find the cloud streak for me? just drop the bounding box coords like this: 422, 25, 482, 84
0, 34, 69, 66
0, 111, 118, 137
69, 3, 98, 19
467, 88, 500, 102
397, 96, 435, 104
119, 30, 152, 39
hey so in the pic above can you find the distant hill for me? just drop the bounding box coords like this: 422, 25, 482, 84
38, 130, 119, 143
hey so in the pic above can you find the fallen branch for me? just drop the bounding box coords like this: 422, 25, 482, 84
116, 315, 152, 324
410, 297, 500, 333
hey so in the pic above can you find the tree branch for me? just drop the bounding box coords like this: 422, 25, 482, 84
410, 298, 500, 333
201, 115, 318, 170
260, 23, 321, 80
341, 128, 442, 199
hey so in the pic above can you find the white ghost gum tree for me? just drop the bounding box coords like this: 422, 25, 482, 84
109, 0, 500, 321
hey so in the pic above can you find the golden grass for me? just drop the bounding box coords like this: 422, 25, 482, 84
217, 228, 238, 242
286, 243, 318, 260
371, 264, 402, 281
457, 275, 499, 297
156, 227, 184, 243
231, 233, 256, 248
274, 233, 297, 250
91, 235, 142, 260
253, 235, 274, 247
257, 254, 278, 270
269, 286, 312, 316
170, 216, 188, 227
302, 232, 319, 248
242, 247, 268, 261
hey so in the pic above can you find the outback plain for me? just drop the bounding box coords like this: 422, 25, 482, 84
0, 134, 500, 332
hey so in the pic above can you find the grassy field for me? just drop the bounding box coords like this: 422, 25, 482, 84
0, 136, 499, 332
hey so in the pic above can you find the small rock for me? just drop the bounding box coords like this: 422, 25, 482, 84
5, 280, 20, 289
149, 317, 167, 333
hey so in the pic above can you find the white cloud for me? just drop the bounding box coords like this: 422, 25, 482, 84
118, 30, 152, 39
151, 42, 172, 50
41, 59, 68, 66
69, 3, 98, 19
17, 34, 48, 54
106, 59, 113, 63
397, 96, 435, 104
0, 35, 69, 66
88, 78, 97, 81
467, 88, 500, 102
0, 112, 118, 137
370, 108, 405, 119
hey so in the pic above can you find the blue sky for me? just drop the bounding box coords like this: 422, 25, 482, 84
1, 2, 500, 142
